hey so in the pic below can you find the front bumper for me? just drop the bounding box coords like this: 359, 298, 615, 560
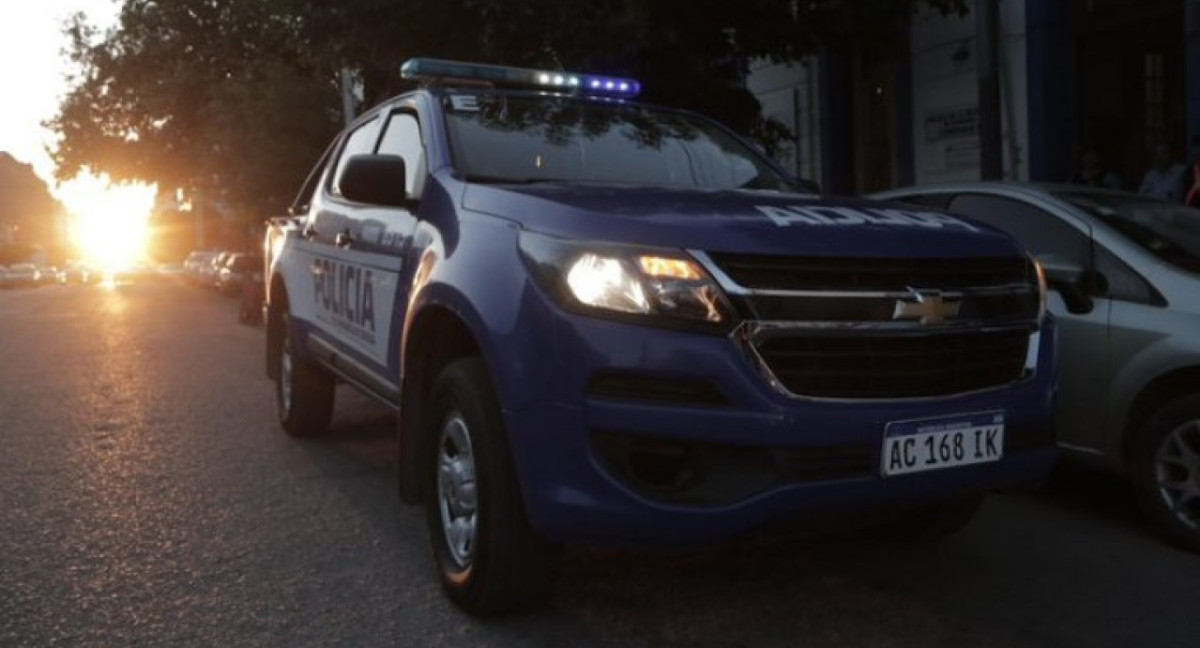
500, 306, 1058, 545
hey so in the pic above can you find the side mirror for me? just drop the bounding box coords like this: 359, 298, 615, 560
1043, 262, 1106, 315
339, 155, 411, 208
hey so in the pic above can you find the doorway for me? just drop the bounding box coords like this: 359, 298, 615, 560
1075, 0, 1186, 189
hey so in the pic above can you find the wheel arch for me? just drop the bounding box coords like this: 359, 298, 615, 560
398, 304, 484, 504
1122, 366, 1200, 469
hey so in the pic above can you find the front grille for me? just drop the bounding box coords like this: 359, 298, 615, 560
709, 254, 1033, 292
738, 292, 1040, 322
756, 329, 1031, 398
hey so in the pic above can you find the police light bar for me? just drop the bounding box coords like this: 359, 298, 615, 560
400, 58, 641, 97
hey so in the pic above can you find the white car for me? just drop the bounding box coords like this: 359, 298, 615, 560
875, 182, 1200, 552
5, 264, 41, 287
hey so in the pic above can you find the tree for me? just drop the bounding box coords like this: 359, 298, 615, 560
0, 153, 67, 264
290, 0, 965, 138
49, 0, 965, 221
49, 1, 342, 229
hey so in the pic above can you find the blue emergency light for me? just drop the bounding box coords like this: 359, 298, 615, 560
400, 58, 641, 97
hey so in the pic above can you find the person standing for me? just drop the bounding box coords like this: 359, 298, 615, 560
1139, 143, 1187, 201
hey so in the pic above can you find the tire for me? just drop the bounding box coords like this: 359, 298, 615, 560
274, 312, 335, 437
1131, 395, 1200, 553
872, 494, 985, 543
424, 357, 554, 616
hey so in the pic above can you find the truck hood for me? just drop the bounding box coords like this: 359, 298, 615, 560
461, 183, 1022, 258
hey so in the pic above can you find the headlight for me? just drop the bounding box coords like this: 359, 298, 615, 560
519, 231, 733, 331
1030, 255, 1047, 322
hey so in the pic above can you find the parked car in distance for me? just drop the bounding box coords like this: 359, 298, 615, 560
183, 250, 219, 284
60, 262, 94, 284
206, 251, 233, 288
37, 266, 60, 286
217, 253, 261, 296
5, 263, 41, 287
874, 182, 1200, 552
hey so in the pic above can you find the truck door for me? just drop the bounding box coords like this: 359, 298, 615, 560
342, 107, 425, 385
304, 106, 424, 395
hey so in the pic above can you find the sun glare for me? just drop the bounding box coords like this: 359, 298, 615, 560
60, 173, 157, 272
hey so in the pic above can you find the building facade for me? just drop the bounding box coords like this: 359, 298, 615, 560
749, 0, 1200, 195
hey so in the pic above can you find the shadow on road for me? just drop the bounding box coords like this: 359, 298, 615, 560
1028, 459, 1146, 532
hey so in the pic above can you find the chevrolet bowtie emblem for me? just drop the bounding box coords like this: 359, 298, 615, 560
892, 290, 961, 325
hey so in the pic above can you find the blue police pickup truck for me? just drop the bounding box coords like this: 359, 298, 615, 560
264, 58, 1057, 615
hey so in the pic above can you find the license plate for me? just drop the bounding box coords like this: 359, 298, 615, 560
881, 412, 1004, 477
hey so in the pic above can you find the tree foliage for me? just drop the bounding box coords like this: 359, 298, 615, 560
0, 153, 66, 263
50, 1, 342, 221
50, 0, 965, 219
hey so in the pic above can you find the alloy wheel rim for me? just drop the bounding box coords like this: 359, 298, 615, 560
437, 414, 478, 569
1154, 419, 1200, 530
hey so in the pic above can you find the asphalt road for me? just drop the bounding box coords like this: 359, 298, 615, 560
1, 281, 1197, 648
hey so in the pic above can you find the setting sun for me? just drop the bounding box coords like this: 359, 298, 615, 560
59, 173, 157, 271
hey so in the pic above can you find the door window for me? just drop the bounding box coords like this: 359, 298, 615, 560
1094, 245, 1161, 305
330, 116, 382, 197
377, 112, 425, 198
291, 139, 338, 216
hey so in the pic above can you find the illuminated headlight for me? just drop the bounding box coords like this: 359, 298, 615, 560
520, 232, 731, 330
566, 254, 649, 313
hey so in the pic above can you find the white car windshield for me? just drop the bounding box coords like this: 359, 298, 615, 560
1056, 191, 1200, 272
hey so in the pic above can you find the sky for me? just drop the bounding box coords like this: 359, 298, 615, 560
1, 1, 158, 268
0, 0, 119, 191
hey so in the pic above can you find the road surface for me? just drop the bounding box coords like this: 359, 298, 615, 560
1, 282, 1196, 647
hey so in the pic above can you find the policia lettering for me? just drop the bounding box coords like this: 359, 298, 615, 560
313, 258, 376, 333
757, 205, 979, 232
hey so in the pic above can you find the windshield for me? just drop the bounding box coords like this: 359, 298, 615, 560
442, 93, 794, 192
1055, 191, 1200, 273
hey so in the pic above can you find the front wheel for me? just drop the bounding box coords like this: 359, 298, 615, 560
274, 312, 335, 437
1131, 396, 1200, 553
424, 357, 554, 616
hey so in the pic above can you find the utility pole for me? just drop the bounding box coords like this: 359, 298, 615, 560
977, 0, 1003, 180
340, 68, 357, 127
